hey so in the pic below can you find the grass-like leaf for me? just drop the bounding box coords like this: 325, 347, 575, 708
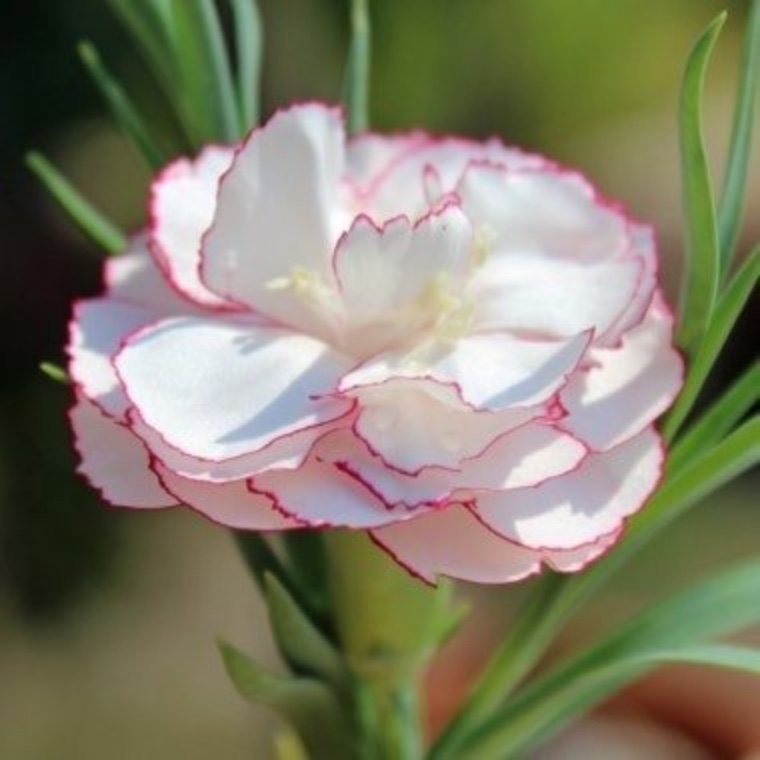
664, 244, 760, 442
675, 13, 725, 354
170, 0, 240, 144
342, 0, 371, 135
218, 640, 353, 758
431, 417, 760, 760
264, 573, 349, 692
228, 0, 264, 132
669, 360, 760, 472
719, 0, 760, 277
457, 558, 760, 758
26, 152, 126, 254
39, 362, 70, 384
78, 40, 168, 170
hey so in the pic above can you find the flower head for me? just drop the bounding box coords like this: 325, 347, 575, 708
68, 103, 683, 584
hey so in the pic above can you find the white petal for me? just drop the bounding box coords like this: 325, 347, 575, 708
69, 395, 173, 508
474, 428, 664, 550
371, 504, 621, 584
560, 297, 683, 451
115, 316, 353, 462
251, 430, 401, 528
68, 298, 154, 419
335, 204, 472, 339
340, 330, 591, 411
459, 163, 629, 261
149, 146, 236, 308
153, 462, 297, 530
350, 382, 543, 473
129, 409, 336, 483
371, 505, 542, 584
104, 234, 202, 314
329, 421, 586, 507
201, 104, 346, 330
353, 136, 545, 220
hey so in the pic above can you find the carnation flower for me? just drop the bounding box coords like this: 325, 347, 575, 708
68, 103, 683, 584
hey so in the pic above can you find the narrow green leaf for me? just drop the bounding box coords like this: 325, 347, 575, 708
234, 532, 289, 589
664, 244, 760, 441
78, 41, 167, 169
39, 362, 70, 385
228, 0, 264, 131
342, 0, 371, 135
218, 640, 353, 758
459, 558, 760, 758
107, 0, 176, 91
676, 13, 725, 353
669, 360, 760, 472
26, 152, 127, 254
633, 644, 760, 674
264, 573, 349, 692
719, 0, 760, 277
431, 418, 760, 760
170, 0, 240, 144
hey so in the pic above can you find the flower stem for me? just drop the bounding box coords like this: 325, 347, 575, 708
325, 531, 451, 758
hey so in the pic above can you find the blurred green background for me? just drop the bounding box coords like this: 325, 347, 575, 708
0, 1, 757, 757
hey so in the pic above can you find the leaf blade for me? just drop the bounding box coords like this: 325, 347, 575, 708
664, 244, 760, 442
676, 13, 725, 353
228, 0, 264, 131
718, 0, 760, 277
25, 152, 127, 255
78, 40, 168, 169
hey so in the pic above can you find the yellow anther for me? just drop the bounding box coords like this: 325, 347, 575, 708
471, 224, 496, 266
265, 266, 331, 304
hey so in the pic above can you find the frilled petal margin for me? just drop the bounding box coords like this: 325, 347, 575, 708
559, 297, 683, 452
149, 145, 236, 309
473, 427, 664, 551
371, 504, 620, 585
70, 395, 174, 508
115, 316, 354, 462
201, 104, 347, 331
153, 461, 297, 530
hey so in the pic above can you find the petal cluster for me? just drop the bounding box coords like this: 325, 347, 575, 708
68, 103, 683, 584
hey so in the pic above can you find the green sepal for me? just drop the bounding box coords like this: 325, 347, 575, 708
264, 572, 350, 693
676, 13, 725, 353
218, 640, 354, 759
25, 151, 127, 255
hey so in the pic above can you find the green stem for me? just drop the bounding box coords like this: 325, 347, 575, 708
325, 531, 451, 759
343, 0, 371, 135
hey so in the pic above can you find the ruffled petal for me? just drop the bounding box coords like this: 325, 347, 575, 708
69, 395, 174, 508
350, 382, 544, 473
340, 330, 591, 411
129, 409, 341, 483
104, 234, 202, 314
115, 316, 353, 462
149, 145, 236, 308
334, 203, 472, 354
201, 104, 346, 331
473, 427, 664, 550
328, 421, 586, 507
68, 298, 154, 419
251, 430, 403, 528
351, 135, 544, 220
560, 296, 683, 451
371, 504, 620, 584
153, 461, 297, 530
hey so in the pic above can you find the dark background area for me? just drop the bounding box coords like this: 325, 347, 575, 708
0, 1, 757, 757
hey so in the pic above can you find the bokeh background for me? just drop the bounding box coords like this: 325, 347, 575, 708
1, 1, 758, 757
